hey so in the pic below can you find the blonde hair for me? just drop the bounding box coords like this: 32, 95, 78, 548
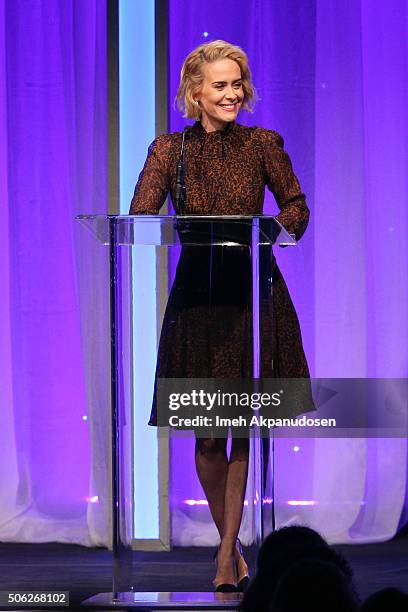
177, 40, 257, 120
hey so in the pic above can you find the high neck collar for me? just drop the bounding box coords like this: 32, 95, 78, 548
191, 120, 236, 138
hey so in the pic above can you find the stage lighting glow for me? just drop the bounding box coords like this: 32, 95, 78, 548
119, 0, 159, 540
184, 498, 249, 507
287, 500, 316, 506
85, 495, 99, 504
82, 415, 88, 421
184, 499, 209, 506
203, 31, 209, 37
293, 445, 300, 452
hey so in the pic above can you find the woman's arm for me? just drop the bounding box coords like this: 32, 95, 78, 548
257, 129, 310, 240
129, 135, 172, 214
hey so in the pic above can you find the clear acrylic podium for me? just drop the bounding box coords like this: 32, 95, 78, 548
77, 215, 296, 609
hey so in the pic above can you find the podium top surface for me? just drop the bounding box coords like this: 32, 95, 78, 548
76, 214, 297, 247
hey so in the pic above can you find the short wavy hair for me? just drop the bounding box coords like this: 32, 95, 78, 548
177, 40, 257, 120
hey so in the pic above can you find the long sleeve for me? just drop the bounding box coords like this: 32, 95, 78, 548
257, 129, 309, 240
129, 135, 172, 214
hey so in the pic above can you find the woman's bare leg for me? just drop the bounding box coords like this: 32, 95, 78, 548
195, 437, 228, 537
216, 437, 250, 585
195, 435, 250, 586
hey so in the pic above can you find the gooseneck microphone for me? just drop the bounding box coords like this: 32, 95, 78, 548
174, 127, 190, 215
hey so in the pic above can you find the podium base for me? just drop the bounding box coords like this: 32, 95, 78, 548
81, 591, 243, 610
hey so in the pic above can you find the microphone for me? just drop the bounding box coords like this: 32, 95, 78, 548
174, 126, 190, 215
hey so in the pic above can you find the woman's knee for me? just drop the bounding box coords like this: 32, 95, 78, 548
230, 437, 250, 460
195, 437, 226, 457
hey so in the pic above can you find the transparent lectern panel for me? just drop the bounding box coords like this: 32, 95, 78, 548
76, 215, 295, 596
126, 239, 265, 580
76, 214, 296, 247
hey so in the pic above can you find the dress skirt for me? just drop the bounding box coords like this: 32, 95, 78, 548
148, 244, 312, 426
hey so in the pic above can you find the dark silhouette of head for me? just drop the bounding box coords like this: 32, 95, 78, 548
270, 558, 359, 611
241, 526, 355, 612
360, 587, 408, 611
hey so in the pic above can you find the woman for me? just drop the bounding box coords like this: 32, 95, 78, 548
130, 40, 311, 592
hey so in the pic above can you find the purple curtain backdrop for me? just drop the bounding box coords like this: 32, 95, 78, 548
168, 0, 408, 544
0, 0, 109, 544
0, 0, 407, 548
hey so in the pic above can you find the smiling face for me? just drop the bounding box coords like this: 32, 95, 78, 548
194, 58, 244, 132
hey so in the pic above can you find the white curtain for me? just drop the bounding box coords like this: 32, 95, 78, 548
0, 0, 110, 547
169, 0, 408, 545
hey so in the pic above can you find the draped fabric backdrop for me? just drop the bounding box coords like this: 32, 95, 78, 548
0, 0, 110, 545
168, 0, 408, 545
0, 0, 407, 548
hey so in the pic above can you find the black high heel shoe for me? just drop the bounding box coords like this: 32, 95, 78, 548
215, 583, 238, 593
236, 538, 250, 592
213, 546, 238, 592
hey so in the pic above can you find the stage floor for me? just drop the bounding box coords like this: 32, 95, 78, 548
0, 533, 407, 610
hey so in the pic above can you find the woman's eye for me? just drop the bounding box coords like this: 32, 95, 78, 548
214, 83, 241, 90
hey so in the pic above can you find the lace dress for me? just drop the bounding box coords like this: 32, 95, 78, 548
130, 121, 312, 425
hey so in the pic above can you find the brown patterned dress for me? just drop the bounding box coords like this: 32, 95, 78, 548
130, 121, 312, 425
